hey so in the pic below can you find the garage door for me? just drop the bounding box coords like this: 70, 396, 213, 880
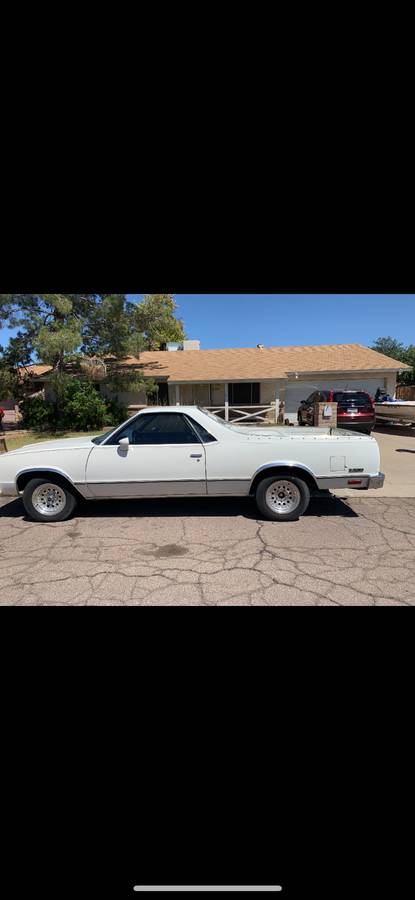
285, 377, 386, 419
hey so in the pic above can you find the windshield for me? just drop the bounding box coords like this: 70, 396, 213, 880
333, 392, 370, 402
91, 428, 117, 445
198, 407, 235, 429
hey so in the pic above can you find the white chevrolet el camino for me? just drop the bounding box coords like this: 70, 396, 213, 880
0, 406, 384, 523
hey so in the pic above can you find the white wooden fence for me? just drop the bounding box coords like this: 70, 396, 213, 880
204, 403, 278, 424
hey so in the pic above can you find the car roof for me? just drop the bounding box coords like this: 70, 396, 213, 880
138, 406, 203, 413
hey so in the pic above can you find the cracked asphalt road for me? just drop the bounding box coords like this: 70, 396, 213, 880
1, 494, 415, 605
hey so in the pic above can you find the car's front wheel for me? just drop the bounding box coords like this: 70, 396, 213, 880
22, 478, 77, 522
255, 475, 310, 521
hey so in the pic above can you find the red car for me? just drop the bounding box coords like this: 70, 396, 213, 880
297, 390, 376, 434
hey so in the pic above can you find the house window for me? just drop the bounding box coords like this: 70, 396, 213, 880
228, 383, 260, 405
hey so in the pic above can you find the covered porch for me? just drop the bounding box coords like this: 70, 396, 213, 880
167, 380, 284, 424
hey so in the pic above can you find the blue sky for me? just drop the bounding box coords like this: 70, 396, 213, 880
1, 295, 414, 353
154, 295, 415, 350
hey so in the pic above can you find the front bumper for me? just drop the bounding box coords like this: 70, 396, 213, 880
316, 472, 385, 490
0, 482, 19, 498
367, 472, 385, 489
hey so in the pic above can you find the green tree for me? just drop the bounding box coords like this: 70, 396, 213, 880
0, 294, 98, 371
0, 293, 186, 409
399, 344, 415, 385
2, 331, 33, 369
0, 345, 20, 400
371, 336, 407, 361
0, 364, 18, 400
371, 336, 415, 385
0, 293, 185, 361
81, 294, 145, 359
133, 294, 186, 350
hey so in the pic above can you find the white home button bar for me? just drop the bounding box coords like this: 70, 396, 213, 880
133, 888, 282, 893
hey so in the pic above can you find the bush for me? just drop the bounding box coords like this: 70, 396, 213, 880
20, 395, 53, 430
104, 396, 128, 427
62, 381, 110, 430
20, 381, 128, 432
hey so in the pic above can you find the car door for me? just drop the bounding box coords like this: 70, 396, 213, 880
85, 412, 207, 498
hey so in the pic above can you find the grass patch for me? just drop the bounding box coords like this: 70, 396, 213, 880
4, 430, 107, 452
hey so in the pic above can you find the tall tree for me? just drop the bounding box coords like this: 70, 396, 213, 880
0, 345, 20, 400
371, 336, 415, 385
133, 294, 186, 350
0, 293, 186, 361
371, 336, 407, 361
81, 295, 145, 359
0, 293, 185, 403
0, 294, 99, 370
0, 362, 18, 400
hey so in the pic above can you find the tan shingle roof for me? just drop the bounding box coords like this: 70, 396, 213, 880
112, 343, 411, 382
18, 364, 53, 380
21, 344, 410, 383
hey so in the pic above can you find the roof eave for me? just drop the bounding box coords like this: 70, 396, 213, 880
286, 366, 410, 377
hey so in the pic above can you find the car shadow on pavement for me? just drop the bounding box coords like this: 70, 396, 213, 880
374, 424, 415, 437
0, 494, 358, 521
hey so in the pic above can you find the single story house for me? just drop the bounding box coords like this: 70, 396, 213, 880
21, 341, 412, 424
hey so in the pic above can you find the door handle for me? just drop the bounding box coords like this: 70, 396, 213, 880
190, 453, 203, 458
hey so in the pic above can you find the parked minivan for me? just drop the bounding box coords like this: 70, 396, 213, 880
298, 390, 376, 434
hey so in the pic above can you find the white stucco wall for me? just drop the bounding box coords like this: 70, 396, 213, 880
100, 386, 147, 406
385, 374, 397, 396
260, 381, 278, 404
210, 383, 225, 406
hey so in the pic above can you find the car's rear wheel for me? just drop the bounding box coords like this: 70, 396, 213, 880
23, 478, 77, 522
255, 476, 310, 521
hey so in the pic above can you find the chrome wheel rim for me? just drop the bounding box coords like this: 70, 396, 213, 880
32, 483, 67, 516
265, 480, 301, 515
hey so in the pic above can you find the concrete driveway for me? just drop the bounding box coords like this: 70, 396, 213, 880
1, 492, 415, 605
334, 425, 415, 498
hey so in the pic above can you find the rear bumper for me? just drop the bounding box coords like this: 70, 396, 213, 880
316, 472, 385, 490
336, 420, 375, 430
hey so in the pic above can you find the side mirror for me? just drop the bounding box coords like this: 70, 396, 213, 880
119, 437, 129, 447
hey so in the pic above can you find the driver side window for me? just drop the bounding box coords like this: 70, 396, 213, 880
107, 413, 199, 446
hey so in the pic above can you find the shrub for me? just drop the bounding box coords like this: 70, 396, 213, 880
20, 381, 127, 432
63, 381, 110, 431
104, 396, 128, 427
20, 395, 53, 430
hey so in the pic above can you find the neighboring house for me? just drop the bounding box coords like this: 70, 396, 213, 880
22, 342, 412, 423
0, 365, 51, 425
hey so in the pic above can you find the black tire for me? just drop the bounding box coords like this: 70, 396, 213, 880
23, 477, 77, 523
255, 475, 310, 521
